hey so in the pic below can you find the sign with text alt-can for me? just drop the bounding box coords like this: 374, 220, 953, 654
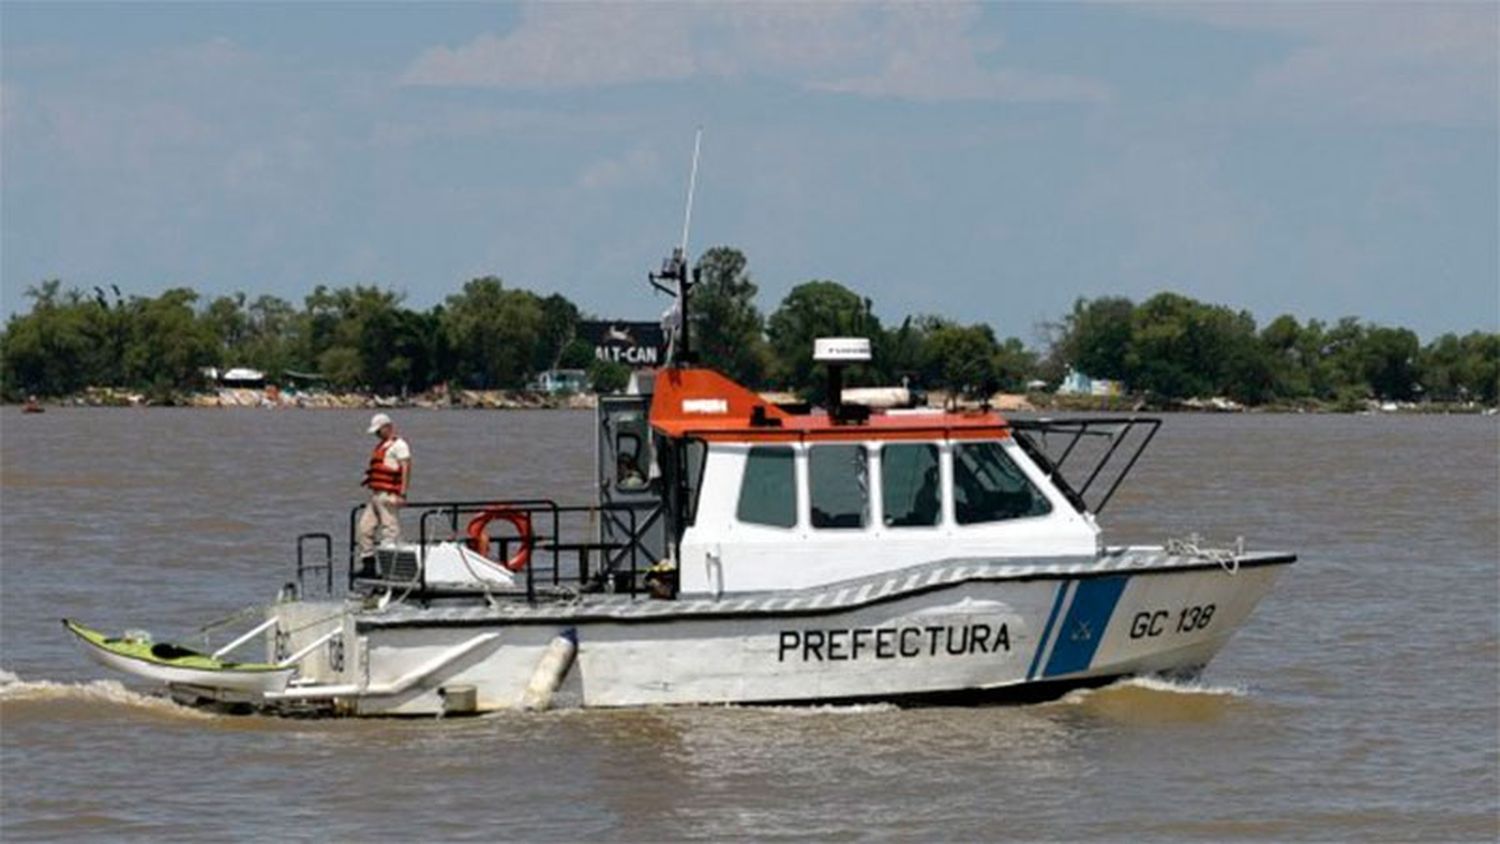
579, 321, 667, 368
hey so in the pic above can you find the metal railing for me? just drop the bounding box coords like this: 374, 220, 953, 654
1009, 417, 1162, 515
295, 532, 334, 596
313, 498, 649, 602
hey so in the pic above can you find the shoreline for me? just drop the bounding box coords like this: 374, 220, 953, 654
13, 386, 599, 411
7, 387, 1496, 415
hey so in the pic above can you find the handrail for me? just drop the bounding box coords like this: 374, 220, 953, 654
211, 617, 279, 660
263, 632, 500, 700
338, 498, 651, 602
276, 628, 340, 669
296, 532, 334, 595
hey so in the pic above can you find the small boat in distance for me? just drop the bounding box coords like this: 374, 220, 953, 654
66, 241, 1297, 716
22, 395, 43, 413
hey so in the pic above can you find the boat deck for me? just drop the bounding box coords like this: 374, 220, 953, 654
357, 548, 1296, 629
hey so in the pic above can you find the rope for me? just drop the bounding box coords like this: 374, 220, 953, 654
1164, 533, 1242, 574
186, 601, 348, 660
452, 540, 502, 610
281, 608, 351, 636
196, 604, 268, 637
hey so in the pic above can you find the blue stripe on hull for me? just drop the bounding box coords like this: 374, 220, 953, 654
1026, 581, 1071, 681
1042, 576, 1129, 678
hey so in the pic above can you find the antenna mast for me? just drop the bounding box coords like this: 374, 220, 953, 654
650, 128, 704, 366
680, 127, 702, 257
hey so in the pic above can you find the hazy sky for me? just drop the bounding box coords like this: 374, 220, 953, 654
3, 2, 1496, 342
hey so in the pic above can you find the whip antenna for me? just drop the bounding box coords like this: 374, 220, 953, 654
651, 128, 705, 365
679, 127, 702, 257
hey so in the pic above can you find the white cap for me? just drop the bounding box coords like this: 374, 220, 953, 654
367, 412, 393, 434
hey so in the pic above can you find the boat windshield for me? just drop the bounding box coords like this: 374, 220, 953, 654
809, 445, 868, 529
952, 441, 1052, 524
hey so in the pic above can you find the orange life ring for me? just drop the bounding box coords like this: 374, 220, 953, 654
465, 507, 532, 572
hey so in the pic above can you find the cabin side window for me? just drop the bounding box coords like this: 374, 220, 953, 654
615, 431, 648, 491
952, 441, 1052, 524
809, 444, 868, 530
881, 443, 941, 527
736, 446, 797, 528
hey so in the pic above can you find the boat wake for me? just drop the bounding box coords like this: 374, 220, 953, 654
1044, 676, 1250, 723
739, 702, 903, 716
0, 668, 213, 720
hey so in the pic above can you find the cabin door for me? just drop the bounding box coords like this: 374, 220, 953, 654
596, 395, 667, 572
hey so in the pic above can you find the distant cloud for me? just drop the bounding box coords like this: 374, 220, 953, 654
576, 145, 660, 191
1148, 3, 1498, 126
370, 106, 631, 148
401, 5, 696, 89
401, 2, 1111, 104
811, 4, 1109, 103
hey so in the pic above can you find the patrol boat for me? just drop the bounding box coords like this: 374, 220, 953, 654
69, 246, 1296, 715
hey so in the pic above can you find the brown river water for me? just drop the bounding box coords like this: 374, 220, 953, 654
1, 408, 1496, 841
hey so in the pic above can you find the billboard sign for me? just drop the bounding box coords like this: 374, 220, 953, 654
578, 320, 667, 368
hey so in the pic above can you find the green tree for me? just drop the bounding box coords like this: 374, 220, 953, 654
588, 359, 631, 394
1060, 296, 1134, 381
240, 295, 303, 378
441, 276, 544, 388
299, 285, 426, 392
993, 336, 1039, 393
911, 319, 992, 396
1458, 332, 1500, 403
535, 293, 581, 372
204, 292, 249, 356
1419, 332, 1466, 401
876, 316, 933, 386
1260, 314, 1312, 399
1320, 317, 1369, 399
557, 337, 596, 369
1358, 326, 1421, 401
766, 280, 880, 397
691, 246, 771, 385
120, 288, 220, 391
318, 346, 362, 389
1125, 293, 1264, 401
0, 281, 97, 396
1413, 331, 1499, 404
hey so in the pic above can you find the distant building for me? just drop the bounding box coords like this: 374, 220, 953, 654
201, 366, 267, 388
530, 369, 589, 394
1056, 368, 1122, 397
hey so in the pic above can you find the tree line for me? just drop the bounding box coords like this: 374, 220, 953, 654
2, 246, 1496, 407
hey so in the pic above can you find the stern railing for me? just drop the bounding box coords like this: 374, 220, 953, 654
308, 498, 648, 602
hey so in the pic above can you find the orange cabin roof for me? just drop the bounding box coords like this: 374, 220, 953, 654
648, 367, 1010, 443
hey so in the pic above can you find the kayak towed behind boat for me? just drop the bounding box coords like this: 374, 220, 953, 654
62, 619, 295, 696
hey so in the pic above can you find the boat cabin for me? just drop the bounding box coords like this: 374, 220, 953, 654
642, 365, 1099, 596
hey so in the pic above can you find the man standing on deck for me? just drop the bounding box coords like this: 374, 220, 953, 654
357, 412, 411, 575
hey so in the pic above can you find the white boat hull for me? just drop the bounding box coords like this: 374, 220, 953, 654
268, 553, 1290, 716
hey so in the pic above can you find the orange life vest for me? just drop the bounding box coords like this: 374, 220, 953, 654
363, 439, 405, 494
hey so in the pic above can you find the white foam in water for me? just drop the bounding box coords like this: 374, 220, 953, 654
0, 667, 214, 718
728, 702, 902, 716
1056, 675, 1248, 704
